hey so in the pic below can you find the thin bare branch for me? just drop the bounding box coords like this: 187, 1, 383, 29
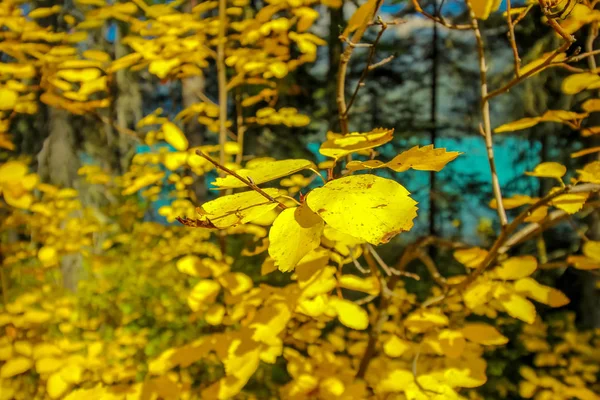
195, 151, 287, 209
217, 0, 228, 168
466, 0, 508, 227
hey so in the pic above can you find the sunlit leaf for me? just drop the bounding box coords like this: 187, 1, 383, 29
269, 204, 324, 272
461, 323, 508, 345
328, 297, 369, 330
562, 72, 600, 95
346, 145, 460, 173
212, 159, 316, 189
493, 256, 537, 280
163, 122, 188, 151
470, 0, 502, 19
306, 175, 417, 245
525, 162, 566, 179
454, 247, 488, 268
0, 357, 33, 378
198, 189, 283, 229
319, 128, 394, 160
514, 277, 570, 307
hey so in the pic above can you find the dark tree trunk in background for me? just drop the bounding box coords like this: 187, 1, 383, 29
327, 5, 343, 132
429, 12, 438, 239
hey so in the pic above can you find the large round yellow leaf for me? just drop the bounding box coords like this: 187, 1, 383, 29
162, 122, 188, 151
268, 205, 324, 272
306, 175, 417, 245
38, 246, 59, 268
0, 357, 33, 378
0, 161, 28, 182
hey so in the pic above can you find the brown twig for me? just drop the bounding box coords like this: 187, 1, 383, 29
466, 0, 508, 227
366, 244, 420, 280
416, 249, 447, 287
485, 41, 573, 101
411, 0, 474, 30
350, 248, 370, 274
195, 151, 287, 209
337, 0, 384, 134
235, 89, 246, 165
506, 0, 520, 77
345, 17, 389, 116
586, 22, 598, 69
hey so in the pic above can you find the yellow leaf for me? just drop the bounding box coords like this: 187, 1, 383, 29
567, 255, 600, 270
23, 310, 52, 324
514, 277, 570, 307
328, 298, 369, 330
461, 323, 508, 345
38, 246, 59, 268
524, 205, 548, 222
149, 58, 181, 79
268, 204, 324, 272
212, 159, 315, 190
0, 88, 18, 111
205, 304, 225, 325
250, 303, 291, 344
198, 189, 283, 229
438, 330, 466, 358
454, 247, 488, 268
306, 175, 417, 245
187, 280, 221, 311
549, 189, 589, 214
339, 275, 379, 295
343, 0, 379, 36
525, 162, 566, 179
405, 309, 449, 333
469, 0, 502, 19
83, 50, 111, 62
36, 358, 64, 374
493, 255, 537, 280
577, 161, 600, 183
383, 335, 410, 358
584, 240, 600, 261
48, 372, 72, 399
163, 122, 188, 151
376, 369, 414, 393
494, 117, 540, 133
122, 171, 164, 195
582, 98, 600, 112
463, 280, 493, 309
29, 5, 62, 18
56, 68, 102, 83
489, 194, 537, 210
0, 357, 33, 378
319, 128, 394, 160
60, 363, 83, 384
268, 62, 288, 78
109, 53, 143, 73
494, 287, 536, 324
176, 255, 211, 277
520, 52, 566, 77
347, 145, 460, 173
562, 72, 600, 95
218, 272, 253, 296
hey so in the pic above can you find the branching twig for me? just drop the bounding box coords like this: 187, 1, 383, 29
506, 0, 520, 77
337, 0, 384, 134
195, 151, 287, 209
345, 17, 389, 116
416, 249, 447, 287
411, 0, 474, 30
366, 244, 420, 280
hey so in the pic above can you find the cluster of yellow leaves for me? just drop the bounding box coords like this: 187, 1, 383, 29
454, 252, 569, 324
516, 314, 600, 399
